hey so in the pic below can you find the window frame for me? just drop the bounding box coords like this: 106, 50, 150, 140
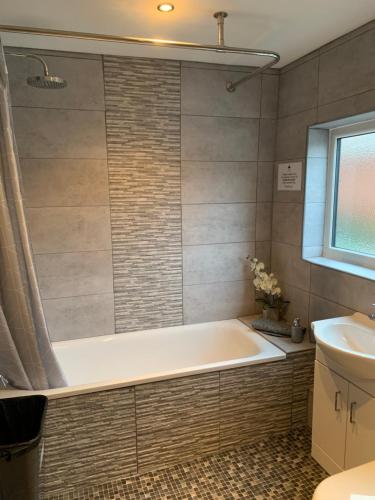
323, 119, 375, 271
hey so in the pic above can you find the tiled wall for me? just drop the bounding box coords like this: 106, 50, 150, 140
103, 56, 183, 333
7, 50, 279, 339
181, 62, 278, 323
7, 50, 115, 342
272, 20, 375, 327
40, 352, 313, 495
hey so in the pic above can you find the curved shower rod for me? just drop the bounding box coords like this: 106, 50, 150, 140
0, 12, 280, 92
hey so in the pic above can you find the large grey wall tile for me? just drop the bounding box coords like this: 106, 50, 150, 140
183, 280, 254, 324
219, 360, 293, 449
255, 241, 271, 269
181, 115, 259, 161
13, 108, 107, 159
259, 119, 277, 161
317, 88, 375, 123
271, 242, 310, 291
35, 250, 113, 299
257, 162, 274, 202
310, 265, 375, 315
136, 373, 219, 472
181, 161, 257, 204
43, 293, 115, 341
318, 28, 375, 106
27, 206, 112, 254
279, 282, 310, 327
272, 203, 303, 246
183, 242, 254, 285
40, 388, 136, 494
104, 56, 183, 333
255, 202, 272, 242
261, 74, 279, 118
21, 159, 109, 207
182, 204, 256, 245
181, 67, 261, 117
276, 109, 317, 161
278, 58, 319, 117
7, 54, 105, 110
309, 294, 354, 324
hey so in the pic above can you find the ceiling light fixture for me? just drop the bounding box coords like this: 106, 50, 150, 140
157, 3, 174, 12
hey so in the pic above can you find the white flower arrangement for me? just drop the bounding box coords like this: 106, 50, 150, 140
248, 258, 281, 296
247, 257, 288, 314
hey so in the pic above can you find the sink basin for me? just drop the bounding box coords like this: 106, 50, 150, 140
312, 313, 375, 380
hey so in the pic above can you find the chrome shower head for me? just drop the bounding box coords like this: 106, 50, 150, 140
27, 74, 67, 89
7, 52, 67, 89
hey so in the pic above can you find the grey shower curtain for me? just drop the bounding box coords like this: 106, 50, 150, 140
0, 41, 66, 390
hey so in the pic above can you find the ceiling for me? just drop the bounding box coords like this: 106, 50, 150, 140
1, 0, 375, 68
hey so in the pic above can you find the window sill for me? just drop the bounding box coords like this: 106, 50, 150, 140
304, 256, 375, 282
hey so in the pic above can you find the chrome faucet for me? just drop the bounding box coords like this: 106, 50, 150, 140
369, 304, 375, 321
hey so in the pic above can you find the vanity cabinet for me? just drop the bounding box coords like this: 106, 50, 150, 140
345, 383, 375, 469
312, 360, 375, 475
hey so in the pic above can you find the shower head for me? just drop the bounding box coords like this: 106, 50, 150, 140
7, 52, 67, 89
27, 74, 67, 89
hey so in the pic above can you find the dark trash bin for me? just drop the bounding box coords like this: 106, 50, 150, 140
0, 395, 47, 500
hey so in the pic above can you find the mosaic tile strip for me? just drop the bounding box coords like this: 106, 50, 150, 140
103, 56, 182, 333
42, 427, 327, 500
40, 388, 137, 495
290, 351, 315, 427
135, 372, 220, 472
219, 359, 294, 449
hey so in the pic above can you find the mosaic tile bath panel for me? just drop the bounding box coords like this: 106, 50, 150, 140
40, 388, 137, 494
103, 56, 183, 333
136, 372, 220, 473
290, 351, 315, 427
219, 359, 294, 449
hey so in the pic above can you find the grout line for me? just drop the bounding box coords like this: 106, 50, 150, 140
182, 240, 258, 248
12, 105, 105, 112
183, 279, 252, 288
26, 204, 110, 209
181, 201, 257, 206
34, 248, 112, 255
34, 249, 112, 256
181, 113, 263, 120
42, 291, 114, 301
101, 53, 117, 333
179, 60, 185, 326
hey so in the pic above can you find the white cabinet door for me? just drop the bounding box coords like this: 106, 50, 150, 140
345, 384, 375, 469
312, 361, 349, 470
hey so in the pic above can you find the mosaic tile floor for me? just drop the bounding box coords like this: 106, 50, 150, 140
45, 428, 327, 500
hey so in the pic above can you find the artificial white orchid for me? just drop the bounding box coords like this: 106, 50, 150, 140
248, 257, 281, 296
247, 257, 288, 314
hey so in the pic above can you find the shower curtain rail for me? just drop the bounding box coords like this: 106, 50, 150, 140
0, 12, 280, 92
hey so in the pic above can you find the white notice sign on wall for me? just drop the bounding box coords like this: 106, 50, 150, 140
277, 162, 302, 191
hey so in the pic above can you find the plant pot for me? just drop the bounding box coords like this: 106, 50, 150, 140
262, 307, 280, 321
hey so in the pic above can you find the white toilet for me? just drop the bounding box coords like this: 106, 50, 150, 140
313, 461, 375, 499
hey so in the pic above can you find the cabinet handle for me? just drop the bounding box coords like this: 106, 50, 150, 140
334, 391, 341, 411
350, 402, 357, 424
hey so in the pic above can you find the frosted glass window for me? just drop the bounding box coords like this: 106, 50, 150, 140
332, 132, 375, 256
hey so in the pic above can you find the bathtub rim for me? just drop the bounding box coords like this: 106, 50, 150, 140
0, 320, 287, 400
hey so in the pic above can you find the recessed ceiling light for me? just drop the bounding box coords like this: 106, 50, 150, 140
157, 3, 174, 12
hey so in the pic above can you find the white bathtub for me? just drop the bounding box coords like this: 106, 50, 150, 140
2, 319, 285, 398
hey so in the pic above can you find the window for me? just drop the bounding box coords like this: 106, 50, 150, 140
324, 120, 375, 270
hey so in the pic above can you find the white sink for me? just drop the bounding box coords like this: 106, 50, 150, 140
312, 313, 375, 380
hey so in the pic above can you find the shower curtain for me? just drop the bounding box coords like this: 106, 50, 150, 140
0, 40, 66, 390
